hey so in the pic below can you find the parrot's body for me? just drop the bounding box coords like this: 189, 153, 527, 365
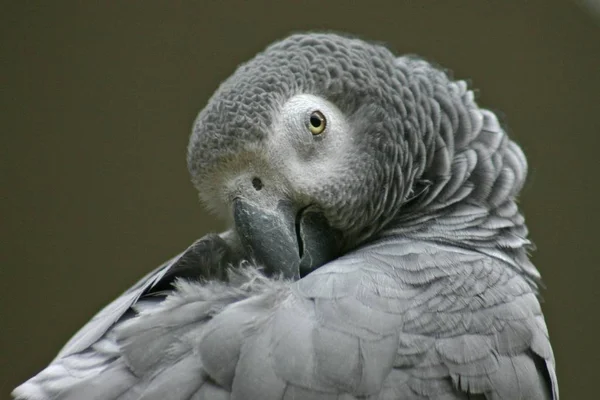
14, 33, 558, 400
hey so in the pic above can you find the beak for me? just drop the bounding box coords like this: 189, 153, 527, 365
233, 198, 342, 280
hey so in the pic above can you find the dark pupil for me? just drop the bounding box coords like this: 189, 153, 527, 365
310, 115, 322, 128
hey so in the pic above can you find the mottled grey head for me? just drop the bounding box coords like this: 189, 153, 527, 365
187, 32, 529, 278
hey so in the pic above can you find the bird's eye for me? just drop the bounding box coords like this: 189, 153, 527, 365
308, 111, 326, 135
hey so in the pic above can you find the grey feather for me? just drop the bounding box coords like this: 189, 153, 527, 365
14, 32, 557, 400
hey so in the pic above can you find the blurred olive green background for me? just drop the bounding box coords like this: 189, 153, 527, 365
2, 1, 599, 398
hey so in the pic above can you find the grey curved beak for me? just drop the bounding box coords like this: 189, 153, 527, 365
233, 198, 342, 280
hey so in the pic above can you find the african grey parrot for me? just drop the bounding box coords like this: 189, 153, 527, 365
13, 32, 558, 400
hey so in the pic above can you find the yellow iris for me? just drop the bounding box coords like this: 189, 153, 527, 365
308, 111, 326, 135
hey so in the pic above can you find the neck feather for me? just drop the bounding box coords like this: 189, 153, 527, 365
376, 76, 540, 287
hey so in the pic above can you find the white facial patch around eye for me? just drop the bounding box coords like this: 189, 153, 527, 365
273, 94, 349, 151
263, 94, 353, 196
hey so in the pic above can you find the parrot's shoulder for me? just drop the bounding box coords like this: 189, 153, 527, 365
55, 234, 232, 359
12, 234, 236, 400
280, 237, 558, 399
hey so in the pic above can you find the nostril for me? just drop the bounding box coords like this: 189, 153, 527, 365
251, 177, 263, 191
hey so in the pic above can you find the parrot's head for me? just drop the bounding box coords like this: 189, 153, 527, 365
187, 33, 528, 280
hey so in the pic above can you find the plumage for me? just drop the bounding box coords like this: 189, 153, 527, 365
13, 32, 557, 399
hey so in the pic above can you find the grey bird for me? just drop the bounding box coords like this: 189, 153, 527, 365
13, 32, 558, 399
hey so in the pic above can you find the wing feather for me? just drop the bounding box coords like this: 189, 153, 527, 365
14, 237, 557, 400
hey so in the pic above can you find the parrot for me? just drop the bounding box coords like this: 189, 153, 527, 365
13, 32, 558, 400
